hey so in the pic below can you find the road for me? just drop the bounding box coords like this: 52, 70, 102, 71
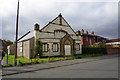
3, 56, 118, 78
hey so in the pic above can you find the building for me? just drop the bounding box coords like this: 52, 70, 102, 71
8, 14, 82, 58
80, 29, 108, 46
106, 39, 120, 46
105, 39, 120, 54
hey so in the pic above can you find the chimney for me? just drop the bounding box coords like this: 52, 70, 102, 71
91, 32, 94, 35
81, 29, 84, 34
34, 23, 39, 31
76, 30, 81, 35
86, 31, 88, 34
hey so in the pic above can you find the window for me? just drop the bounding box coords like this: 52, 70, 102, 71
94, 37, 96, 42
76, 43, 80, 51
52, 43, 58, 52
90, 38, 92, 45
86, 37, 88, 41
20, 44, 23, 52
42, 43, 48, 52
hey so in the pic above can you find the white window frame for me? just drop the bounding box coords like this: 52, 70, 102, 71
52, 43, 58, 52
42, 43, 48, 52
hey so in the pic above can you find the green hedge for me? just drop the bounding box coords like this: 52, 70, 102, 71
82, 47, 107, 54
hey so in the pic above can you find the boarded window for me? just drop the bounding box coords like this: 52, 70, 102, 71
42, 43, 48, 52
52, 43, 58, 52
76, 43, 80, 51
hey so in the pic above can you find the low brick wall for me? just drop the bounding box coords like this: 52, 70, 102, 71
107, 48, 120, 54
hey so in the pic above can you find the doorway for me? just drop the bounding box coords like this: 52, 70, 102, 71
64, 45, 71, 55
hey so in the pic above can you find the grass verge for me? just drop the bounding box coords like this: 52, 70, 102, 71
3, 53, 106, 67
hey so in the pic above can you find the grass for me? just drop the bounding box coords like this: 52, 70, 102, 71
3, 53, 106, 67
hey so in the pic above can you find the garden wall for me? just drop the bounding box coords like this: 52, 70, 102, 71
107, 48, 120, 54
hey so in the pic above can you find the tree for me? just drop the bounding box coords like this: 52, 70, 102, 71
34, 38, 42, 58
6, 40, 13, 44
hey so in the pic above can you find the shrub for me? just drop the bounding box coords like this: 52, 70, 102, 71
18, 60, 24, 66
82, 43, 107, 54
2, 64, 13, 67
34, 38, 42, 58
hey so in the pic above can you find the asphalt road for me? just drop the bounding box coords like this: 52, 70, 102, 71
3, 56, 118, 78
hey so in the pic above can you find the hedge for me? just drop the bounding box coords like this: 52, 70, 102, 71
82, 47, 107, 54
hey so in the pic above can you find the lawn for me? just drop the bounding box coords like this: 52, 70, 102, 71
3, 53, 106, 67
3, 55, 74, 67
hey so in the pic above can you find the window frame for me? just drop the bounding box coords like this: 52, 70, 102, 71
76, 43, 80, 51
90, 38, 92, 45
52, 43, 59, 52
42, 43, 49, 52
86, 36, 88, 41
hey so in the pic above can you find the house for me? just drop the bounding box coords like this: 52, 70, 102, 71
8, 14, 82, 58
106, 39, 120, 46
80, 29, 108, 46
105, 39, 120, 54
7, 43, 15, 55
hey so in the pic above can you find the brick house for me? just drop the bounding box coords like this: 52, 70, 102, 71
80, 29, 108, 46
106, 39, 120, 54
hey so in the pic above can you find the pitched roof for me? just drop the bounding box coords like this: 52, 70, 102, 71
41, 14, 76, 35
18, 14, 79, 42
51, 13, 70, 26
17, 31, 31, 41
106, 39, 120, 42
18, 31, 34, 42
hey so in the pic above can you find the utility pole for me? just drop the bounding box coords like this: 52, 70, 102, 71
15, 0, 19, 66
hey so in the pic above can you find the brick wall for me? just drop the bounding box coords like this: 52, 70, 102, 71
81, 36, 95, 46
107, 48, 120, 54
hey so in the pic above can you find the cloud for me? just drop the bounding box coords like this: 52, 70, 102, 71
0, 0, 118, 41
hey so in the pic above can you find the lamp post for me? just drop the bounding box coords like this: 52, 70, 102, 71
15, 0, 19, 66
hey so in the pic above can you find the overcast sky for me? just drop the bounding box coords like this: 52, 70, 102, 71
0, 0, 119, 41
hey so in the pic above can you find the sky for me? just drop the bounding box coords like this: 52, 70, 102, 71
0, 0, 119, 41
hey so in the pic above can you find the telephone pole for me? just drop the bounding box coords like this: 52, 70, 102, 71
15, 0, 19, 66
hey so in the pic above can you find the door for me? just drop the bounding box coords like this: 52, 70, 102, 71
64, 45, 71, 55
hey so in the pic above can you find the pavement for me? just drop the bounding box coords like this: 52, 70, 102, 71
1, 54, 118, 77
